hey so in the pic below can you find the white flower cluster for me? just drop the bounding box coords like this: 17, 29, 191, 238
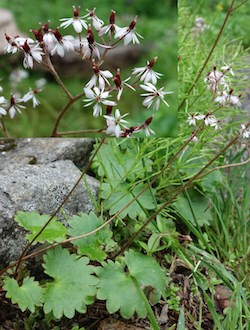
191, 16, 209, 35
0, 75, 45, 119
205, 65, 241, 107
187, 63, 246, 142
2, 6, 173, 137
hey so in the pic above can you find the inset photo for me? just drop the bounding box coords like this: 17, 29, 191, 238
0, 0, 177, 137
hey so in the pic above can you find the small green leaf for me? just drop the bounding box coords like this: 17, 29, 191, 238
201, 170, 224, 193
173, 195, 212, 226
43, 246, 98, 319
68, 212, 113, 262
15, 211, 68, 244
3, 277, 43, 313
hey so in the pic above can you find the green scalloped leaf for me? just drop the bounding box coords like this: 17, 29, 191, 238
125, 250, 167, 295
96, 260, 148, 319
42, 246, 98, 319
96, 251, 167, 319
15, 211, 68, 244
68, 212, 113, 262
3, 277, 43, 313
101, 183, 156, 220
173, 194, 212, 227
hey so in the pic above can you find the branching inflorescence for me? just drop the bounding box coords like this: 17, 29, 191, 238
0, 6, 173, 137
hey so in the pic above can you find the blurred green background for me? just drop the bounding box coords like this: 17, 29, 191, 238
0, 0, 177, 137
186, 0, 250, 49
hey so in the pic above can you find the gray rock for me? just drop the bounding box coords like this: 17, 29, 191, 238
0, 160, 99, 266
0, 138, 94, 170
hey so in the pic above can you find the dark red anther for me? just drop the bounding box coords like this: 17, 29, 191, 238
87, 25, 95, 45
113, 69, 122, 88
229, 89, 233, 95
73, 6, 80, 18
41, 22, 50, 33
10, 95, 15, 106
144, 115, 154, 126
22, 40, 31, 53
129, 16, 137, 30
106, 105, 113, 115
53, 28, 62, 42
88, 8, 96, 17
148, 57, 157, 68
31, 28, 43, 43
213, 66, 217, 71
5, 33, 11, 42
110, 10, 116, 25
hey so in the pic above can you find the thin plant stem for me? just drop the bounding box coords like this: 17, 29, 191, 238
0, 117, 10, 138
178, 0, 236, 111
44, 55, 73, 100
50, 91, 85, 137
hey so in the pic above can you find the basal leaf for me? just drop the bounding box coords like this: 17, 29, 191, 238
125, 250, 167, 295
15, 211, 68, 244
201, 170, 224, 193
68, 212, 113, 262
173, 195, 212, 226
3, 277, 43, 313
102, 183, 156, 220
43, 246, 98, 319
96, 260, 148, 319
92, 140, 152, 185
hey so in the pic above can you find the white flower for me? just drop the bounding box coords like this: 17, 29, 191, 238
214, 91, 228, 106
0, 96, 7, 116
135, 115, 155, 137
113, 69, 135, 101
83, 87, 116, 117
191, 17, 209, 35
85, 8, 104, 31
86, 61, 113, 89
4, 35, 34, 54
132, 57, 162, 85
98, 10, 121, 37
204, 114, 216, 126
35, 78, 47, 89
115, 17, 143, 46
187, 113, 204, 126
191, 134, 199, 142
21, 41, 44, 69
143, 125, 155, 137
50, 30, 74, 57
140, 82, 173, 110
221, 63, 234, 76
22, 88, 40, 108
240, 124, 250, 139
60, 6, 88, 33
9, 68, 29, 87
228, 94, 241, 107
210, 119, 222, 131
104, 109, 129, 137
8, 95, 26, 119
